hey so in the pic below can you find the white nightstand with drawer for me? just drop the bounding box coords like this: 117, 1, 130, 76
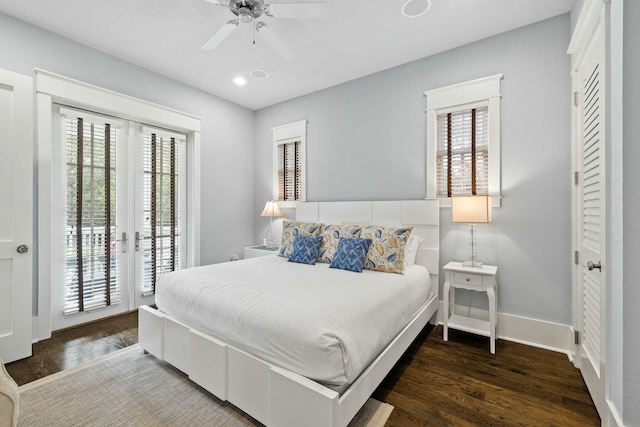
244, 245, 279, 259
443, 261, 498, 354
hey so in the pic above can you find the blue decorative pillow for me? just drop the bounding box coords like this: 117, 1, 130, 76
288, 235, 324, 265
329, 238, 372, 273
317, 224, 362, 264
278, 221, 322, 257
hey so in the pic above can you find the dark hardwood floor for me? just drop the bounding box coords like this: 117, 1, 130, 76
7, 311, 599, 426
6, 310, 138, 385
373, 326, 600, 426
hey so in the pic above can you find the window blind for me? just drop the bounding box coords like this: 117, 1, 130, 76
141, 131, 183, 295
63, 115, 120, 314
277, 141, 301, 201
436, 106, 489, 197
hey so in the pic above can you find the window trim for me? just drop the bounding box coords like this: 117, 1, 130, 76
425, 74, 502, 207
272, 120, 307, 208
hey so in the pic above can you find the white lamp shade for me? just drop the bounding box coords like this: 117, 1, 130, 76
451, 195, 492, 223
260, 200, 282, 217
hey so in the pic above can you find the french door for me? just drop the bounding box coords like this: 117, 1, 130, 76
134, 126, 186, 304
52, 108, 186, 330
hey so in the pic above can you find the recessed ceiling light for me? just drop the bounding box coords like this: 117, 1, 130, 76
250, 69, 269, 80
401, 0, 431, 18
232, 76, 247, 86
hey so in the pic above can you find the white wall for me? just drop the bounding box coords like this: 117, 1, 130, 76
0, 12, 256, 313
608, 0, 625, 421
254, 15, 572, 326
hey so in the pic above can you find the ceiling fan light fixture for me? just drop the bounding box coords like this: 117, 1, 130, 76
238, 7, 253, 23
401, 0, 431, 18
202, 0, 326, 58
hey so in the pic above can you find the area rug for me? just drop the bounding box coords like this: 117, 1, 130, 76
18, 345, 393, 426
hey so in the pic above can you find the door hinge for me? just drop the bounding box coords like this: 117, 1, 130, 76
574, 250, 579, 265
574, 91, 579, 107
574, 171, 579, 185
574, 330, 580, 345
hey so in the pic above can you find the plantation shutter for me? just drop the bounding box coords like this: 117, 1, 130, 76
277, 141, 301, 201
436, 106, 489, 197
141, 130, 183, 295
63, 113, 120, 314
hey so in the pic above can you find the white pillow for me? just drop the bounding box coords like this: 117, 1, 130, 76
404, 234, 424, 267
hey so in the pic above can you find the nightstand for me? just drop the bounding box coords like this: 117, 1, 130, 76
244, 245, 279, 259
443, 261, 498, 354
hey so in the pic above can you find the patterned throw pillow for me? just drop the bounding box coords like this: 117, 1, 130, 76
278, 221, 322, 257
329, 238, 372, 273
317, 224, 362, 263
288, 235, 324, 265
360, 225, 413, 274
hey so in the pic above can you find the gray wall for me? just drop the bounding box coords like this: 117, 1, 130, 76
0, 12, 256, 310
571, 0, 586, 31
623, 0, 640, 423
255, 14, 572, 325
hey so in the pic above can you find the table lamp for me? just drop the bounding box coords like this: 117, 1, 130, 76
451, 195, 492, 267
260, 200, 282, 249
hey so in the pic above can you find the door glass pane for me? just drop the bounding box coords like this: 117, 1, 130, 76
140, 131, 184, 294
63, 116, 120, 314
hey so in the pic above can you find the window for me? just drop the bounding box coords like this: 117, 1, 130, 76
272, 120, 307, 206
436, 106, 489, 196
425, 74, 502, 206
277, 140, 301, 201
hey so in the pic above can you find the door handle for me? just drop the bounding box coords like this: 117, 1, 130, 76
16, 244, 29, 254
115, 232, 128, 253
587, 261, 602, 271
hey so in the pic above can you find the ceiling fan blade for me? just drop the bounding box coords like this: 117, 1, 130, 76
202, 20, 238, 50
267, 2, 329, 19
203, 0, 228, 6
257, 23, 294, 60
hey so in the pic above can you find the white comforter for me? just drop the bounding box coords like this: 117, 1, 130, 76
155, 255, 431, 387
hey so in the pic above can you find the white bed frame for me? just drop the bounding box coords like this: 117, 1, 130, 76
138, 199, 439, 427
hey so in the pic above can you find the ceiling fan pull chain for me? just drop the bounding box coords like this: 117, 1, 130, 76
253, 19, 256, 44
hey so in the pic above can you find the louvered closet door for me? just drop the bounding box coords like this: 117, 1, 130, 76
576, 27, 606, 417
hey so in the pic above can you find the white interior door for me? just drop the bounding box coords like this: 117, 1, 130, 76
0, 69, 33, 363
573, 12, 606, 417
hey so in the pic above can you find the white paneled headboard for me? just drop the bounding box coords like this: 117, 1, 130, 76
296, 200, 440, 298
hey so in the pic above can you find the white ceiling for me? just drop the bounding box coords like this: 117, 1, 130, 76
0, 0, 574, 110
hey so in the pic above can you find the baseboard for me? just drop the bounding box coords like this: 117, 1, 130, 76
606, 399, 624, 427
439, 302, 573, 356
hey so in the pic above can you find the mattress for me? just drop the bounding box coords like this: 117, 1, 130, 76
155, 255, 432, 388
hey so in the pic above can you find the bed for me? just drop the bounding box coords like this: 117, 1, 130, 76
138, 199, 439, 427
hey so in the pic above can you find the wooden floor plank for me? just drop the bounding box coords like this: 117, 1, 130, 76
6, 311, 600, 426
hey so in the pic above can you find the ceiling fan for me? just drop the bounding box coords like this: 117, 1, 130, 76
202, 0, 329, 60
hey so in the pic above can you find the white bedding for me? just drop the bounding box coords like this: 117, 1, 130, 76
155, 255, 432, 388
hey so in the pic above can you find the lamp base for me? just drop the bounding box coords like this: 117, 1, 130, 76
462, 260, 483, 268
